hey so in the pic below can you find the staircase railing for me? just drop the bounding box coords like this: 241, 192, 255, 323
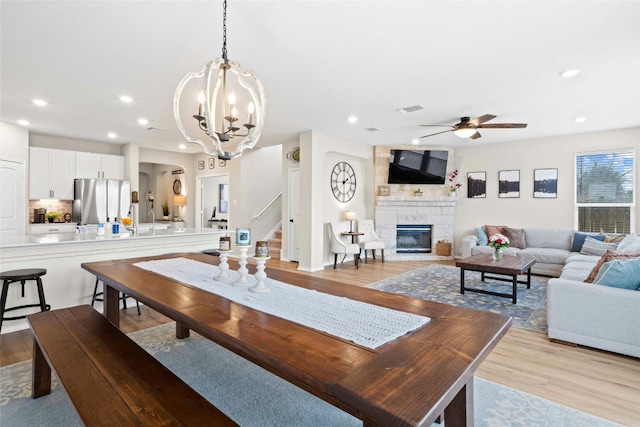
253, 192, 282, 219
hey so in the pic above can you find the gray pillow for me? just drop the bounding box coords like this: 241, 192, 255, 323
580, 237, 619, 256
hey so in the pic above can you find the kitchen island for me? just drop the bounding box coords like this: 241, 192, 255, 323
0, 227, 229, 334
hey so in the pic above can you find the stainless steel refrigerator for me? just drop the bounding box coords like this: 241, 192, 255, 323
72, 179, 131, 225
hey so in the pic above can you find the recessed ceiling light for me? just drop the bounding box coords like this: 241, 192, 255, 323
120, 95, 133, 103
32, 99, 47, 106
137, 118, 149, 125
347, 116, 358, 124
560, 69, 581, 78
107, 132, 117, 138
179, 144, 187, 150
17, 119, 29, 126
574, 117, 587, 123
411, 139, 420, 145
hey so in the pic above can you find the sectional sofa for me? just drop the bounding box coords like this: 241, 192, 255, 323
463, 227, 640, 357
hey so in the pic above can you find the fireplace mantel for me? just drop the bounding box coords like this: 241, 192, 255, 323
375, 196, 457, 261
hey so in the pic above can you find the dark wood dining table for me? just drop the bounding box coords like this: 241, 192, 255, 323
81, 252, 511, 427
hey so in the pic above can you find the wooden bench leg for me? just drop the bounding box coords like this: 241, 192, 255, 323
32, 337, 51, 398
176, 322, 190, 339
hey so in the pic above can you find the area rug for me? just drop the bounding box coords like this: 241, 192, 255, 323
367, 264, 548, 333
0, 323, 619, 427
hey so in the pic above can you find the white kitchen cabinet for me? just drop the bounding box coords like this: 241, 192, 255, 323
29, 147, 75, 200
75, 152, 124, 180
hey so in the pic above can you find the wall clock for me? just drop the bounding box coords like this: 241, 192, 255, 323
330, 161, 356, 203
173, 179, 182, 195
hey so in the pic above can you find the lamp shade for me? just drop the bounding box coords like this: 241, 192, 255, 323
173, 195, 186, 206
345, 210, 357, 221
454, 128, 477, 138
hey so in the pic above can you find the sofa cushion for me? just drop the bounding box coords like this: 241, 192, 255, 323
484, 225, 506, 239
585, 250, 640, 283
474, 227, 488, 246
617, 233, 640, 254
471, 245, 519, 257
559, 263, 595, 281
524, 228, 572, 250
503, 227, 526, 249
580, 237, 619, 256
570, 232, 605, 252
519, 247, 570, 265
593, 259, 640, 290
565, 253, 601, 264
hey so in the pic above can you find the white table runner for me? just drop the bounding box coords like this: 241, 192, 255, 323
133, 257, 429, 349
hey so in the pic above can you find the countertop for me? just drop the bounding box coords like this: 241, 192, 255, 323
1, 227, 228, 249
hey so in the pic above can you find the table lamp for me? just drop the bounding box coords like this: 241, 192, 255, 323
345, 210, 357, 233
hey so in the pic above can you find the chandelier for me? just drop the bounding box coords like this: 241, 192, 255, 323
173, 0, 266, 160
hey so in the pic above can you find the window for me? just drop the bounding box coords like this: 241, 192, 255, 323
575, 149, 635, 233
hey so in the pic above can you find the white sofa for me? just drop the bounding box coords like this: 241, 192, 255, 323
463, 229, 640, 358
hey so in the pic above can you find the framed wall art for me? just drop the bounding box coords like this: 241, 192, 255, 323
534, 168, 558, 198
498, 170, 520, 198
198, 160, 205, 170
209, 158, 215, 169
219, 183, 229, 213
467, 171, 486, 198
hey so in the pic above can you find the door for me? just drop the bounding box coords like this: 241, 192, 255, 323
288, 169, 300, 262
0, 159, 26, 239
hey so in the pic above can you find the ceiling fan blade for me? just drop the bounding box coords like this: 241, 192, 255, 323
420, 129, 454, 138
470, 131, 482, 140
420, 124, 454, 128
469, 114, 496, 126
477, 123, 528, 129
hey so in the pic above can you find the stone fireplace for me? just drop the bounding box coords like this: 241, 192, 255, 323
375, 196, 456, 261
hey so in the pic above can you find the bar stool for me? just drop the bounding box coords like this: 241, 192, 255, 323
0, 268, 51, 332
91, 278, 140, 315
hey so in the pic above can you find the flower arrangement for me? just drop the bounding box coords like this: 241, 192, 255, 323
489, 233, 510, 250
448, 169, 462, 192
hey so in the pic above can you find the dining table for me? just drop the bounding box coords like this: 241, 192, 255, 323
81, 252, 511, 427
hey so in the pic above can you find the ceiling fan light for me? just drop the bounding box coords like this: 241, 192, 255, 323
454, 128, 477, 138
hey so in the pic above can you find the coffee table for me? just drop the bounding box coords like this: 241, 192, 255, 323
456, 253, 536, 304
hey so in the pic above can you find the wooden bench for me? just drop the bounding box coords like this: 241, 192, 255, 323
28, 305, 237, 426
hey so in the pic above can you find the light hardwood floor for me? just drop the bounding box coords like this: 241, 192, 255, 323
1, 258, 638, 425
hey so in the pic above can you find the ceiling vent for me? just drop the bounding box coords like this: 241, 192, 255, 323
364, 127, 380, 132
146, 126, 165, 132
395, 104, 424, 114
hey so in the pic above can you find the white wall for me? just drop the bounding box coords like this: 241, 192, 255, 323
453, 127, 640, 255
298, 130, 373, 271
0, 121, 29, 162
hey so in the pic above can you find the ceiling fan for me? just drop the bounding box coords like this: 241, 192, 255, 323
420, 114, 527, 140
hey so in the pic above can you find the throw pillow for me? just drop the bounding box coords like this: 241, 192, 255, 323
616, 233, 640, 255
571, 232, 605, 253
593, 259, 640, 290
503, 227, 526, 249
474, 227, 489, 246
580, 236, 619, 256
605, 234, 626, 244
484, 225, 506, 240
585, 250, 640, 283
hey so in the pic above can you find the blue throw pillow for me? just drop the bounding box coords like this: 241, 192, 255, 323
571, 232, 605, 253
593, 259, 640, 290
475, 227, 488, 246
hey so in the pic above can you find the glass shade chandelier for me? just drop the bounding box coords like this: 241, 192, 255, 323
173, 0, 266, 160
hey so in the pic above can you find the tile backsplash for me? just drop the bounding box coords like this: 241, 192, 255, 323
29, 200, 73, 223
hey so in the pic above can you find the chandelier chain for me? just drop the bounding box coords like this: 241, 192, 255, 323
222, 0, 228, 61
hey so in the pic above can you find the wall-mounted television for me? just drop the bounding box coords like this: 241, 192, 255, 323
388, 149, 448, 184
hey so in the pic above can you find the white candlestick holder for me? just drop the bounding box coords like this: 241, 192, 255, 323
233, 245, 252, 286
250, 256, 271, 292
214, 250, 231, 281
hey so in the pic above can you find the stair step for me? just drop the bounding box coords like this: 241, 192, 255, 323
275, 230, 282, 239
267, 238, 281, 249
268, 247, 281, 259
